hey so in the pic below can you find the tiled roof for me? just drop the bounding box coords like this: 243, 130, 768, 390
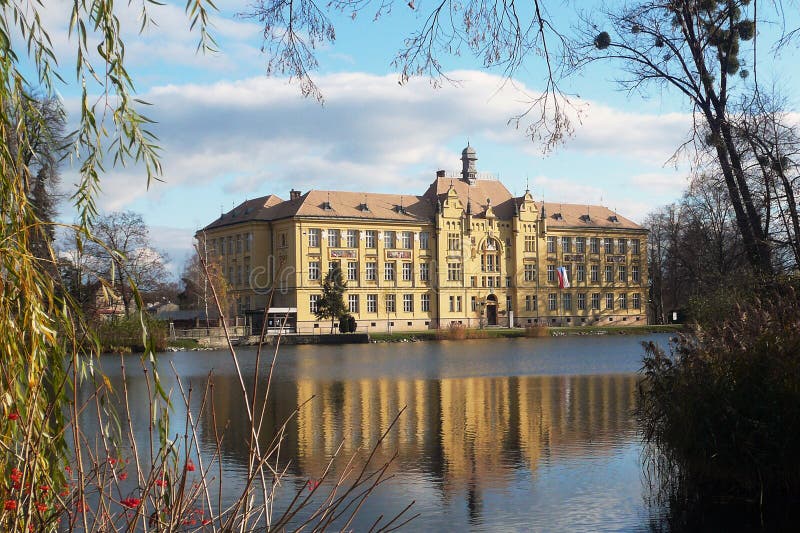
541, 202, 642, 230
202, 178, 642, 231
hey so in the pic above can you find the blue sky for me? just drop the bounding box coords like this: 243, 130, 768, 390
41, 0, 799, 274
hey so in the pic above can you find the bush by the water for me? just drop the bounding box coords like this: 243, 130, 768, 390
94, 314, 168, 352
638, 278, 800, 506
525, 325, 550, 337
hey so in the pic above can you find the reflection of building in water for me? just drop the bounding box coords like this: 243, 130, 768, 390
293, 374, 638, 491
201, 372, 637, 508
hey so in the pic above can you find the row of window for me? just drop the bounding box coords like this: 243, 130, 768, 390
540, 292, 641, 311
227, 261, 251, 287
308, 229, 431, 250
310, 293, 431, 314
207, 233, 253, 256
545, 236, 641, 255
309, 261, 432, 282
307, 260, 642, 285
309, 291, 642, 315
545, 264, 642, 283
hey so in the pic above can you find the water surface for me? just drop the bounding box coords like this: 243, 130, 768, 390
90, 334, 673, 531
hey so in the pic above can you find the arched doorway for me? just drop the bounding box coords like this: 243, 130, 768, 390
486, 294, 498, 326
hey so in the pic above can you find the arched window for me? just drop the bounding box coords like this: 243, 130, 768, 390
481, 238, 501, 273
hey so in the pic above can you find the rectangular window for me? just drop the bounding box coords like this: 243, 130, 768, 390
447, 262, 462, 281
236, 234, 242, 253
419, 262, 430, 282
329, 260, 340, 274
576, 264, 586, 282
280, 233, 287, 248
348, 294, 359, 313
456, 296, 462, 312
402, 262, 413, 281
562, 236, 572, 253
367, 294, 377, 313
606, 293, 614, 310
244, 258, 251, 285
384, 231, 395, 249
401, 231, 413, 249
605, 265, 614, 283
345, 229, 358, 248
403, 294, 413, 313
419, 231, 430, 250
471, 276, 477, 288
633, 293, 641, 309
604, 238, 613, 254
384, 262, 395, 281
632, 265, 640, 283
619, 293, 628, 309
578, 293, 586, 310
617, 238, 627, 254
548, 293, 557, 311
228, 266, 233, 284
482, 253, 497, 272
576, 237, 585, 254
310, 294, 320, 314
308, 228, 320, 247
525, 235, 535, 252
328, 229, 339, 248
246, 233, 252, 253
618, 265, 627, 282
365, 262, 377, 281
590, 237, 599, 254
227, 236, 233, 255
421, 293, 430, 312
632, 239, 641, 255
386, 294, 396, 313
591, 293, 600, 310
348, 261, 358, 281
449, 296, 455, 312
471, 296, 478, 311
547, 265, 556, 282
524, 264, 535, 281
591, 264, 599, 282
506, 296, 512, 311
365, 230, 376, 248
547, 236, 556, 253
308, 261, 320, 281
563, 293, 572, 311
448, 232, 460, 251
525, 295, 532, 311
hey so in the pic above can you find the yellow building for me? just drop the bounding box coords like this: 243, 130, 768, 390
198, 146, 648, 333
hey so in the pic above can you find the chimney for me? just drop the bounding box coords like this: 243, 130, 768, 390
436, 169, 446, 178
290, 189, 301, 200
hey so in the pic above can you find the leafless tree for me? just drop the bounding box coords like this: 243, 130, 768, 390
576, 0, 775, 272
242, 0, 577, 150
84, 211, 172, 314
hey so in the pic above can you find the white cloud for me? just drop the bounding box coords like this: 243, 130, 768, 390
629, 172, 690, 196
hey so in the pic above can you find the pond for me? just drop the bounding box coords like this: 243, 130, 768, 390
88, 334, 674, 531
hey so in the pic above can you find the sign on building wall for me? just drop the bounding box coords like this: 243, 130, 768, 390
386, 250, 412, 260
606, 256, 627, 263
330, 249, 357, 259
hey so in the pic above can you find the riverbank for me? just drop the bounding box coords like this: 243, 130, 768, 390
369, 324, 684, 343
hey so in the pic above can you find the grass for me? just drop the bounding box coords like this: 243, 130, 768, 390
370, 323, 682, 342
166, 338, 200, 350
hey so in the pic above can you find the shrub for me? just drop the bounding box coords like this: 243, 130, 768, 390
94, 314, 168, 352
638, 278, 800, 508
525, 325, 550, 338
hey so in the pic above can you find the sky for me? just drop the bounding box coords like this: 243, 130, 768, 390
37, 0, 800, 275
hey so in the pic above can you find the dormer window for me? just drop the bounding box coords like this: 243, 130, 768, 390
609, 215, 619, 223
553, 213, 564, 221
394, 205, 407, 214
580, 214, 591, 222
359, 203, 370, 212
321, 201, 332, 210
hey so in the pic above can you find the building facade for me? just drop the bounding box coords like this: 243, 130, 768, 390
199, 146, 648, 333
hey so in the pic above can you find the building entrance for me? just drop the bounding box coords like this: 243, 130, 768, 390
486, 294, 498, 326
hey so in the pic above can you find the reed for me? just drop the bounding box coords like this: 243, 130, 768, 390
637, 278, 800, 513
